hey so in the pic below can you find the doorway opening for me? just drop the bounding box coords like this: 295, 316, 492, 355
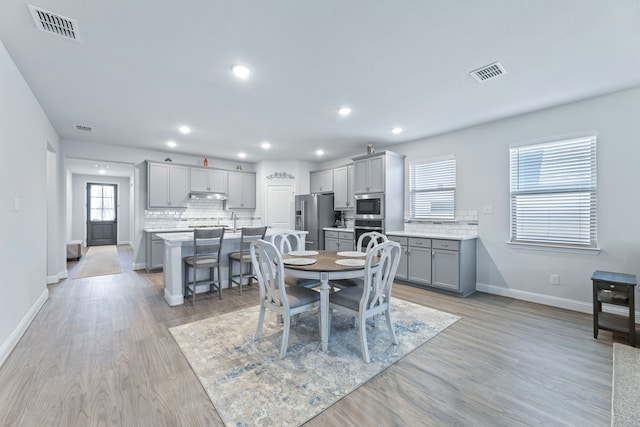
87, 183, 117, 246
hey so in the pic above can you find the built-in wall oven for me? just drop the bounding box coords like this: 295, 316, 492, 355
355, 193, 384, 219
354, 219, 384, 249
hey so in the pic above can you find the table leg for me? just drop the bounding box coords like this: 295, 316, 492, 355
320, 272, 329, 352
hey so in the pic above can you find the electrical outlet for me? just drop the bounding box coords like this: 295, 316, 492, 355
483, 205, 493, 214
550, 274, 560, 285
14, 197, 20, 212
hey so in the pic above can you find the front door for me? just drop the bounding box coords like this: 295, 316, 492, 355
87, 183, 117, 246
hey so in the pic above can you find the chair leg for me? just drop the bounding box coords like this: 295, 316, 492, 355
385, 306, 398, 345
280, 314, 291, 359
239, 260, 244, 295
359, 314, 370, 363
254, 305, 266, 340
228, 258, 233, 290
217, 264, 222, 300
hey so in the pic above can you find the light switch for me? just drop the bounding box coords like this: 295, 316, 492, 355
14, 197, 20, 212
483, 205, 493, 214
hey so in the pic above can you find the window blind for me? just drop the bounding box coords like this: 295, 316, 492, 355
510, 136, 597, 247
410, 156, 456, 220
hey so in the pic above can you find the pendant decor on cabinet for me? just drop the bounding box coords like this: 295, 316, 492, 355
266, 171, 295, 180
203, 158, 208, 167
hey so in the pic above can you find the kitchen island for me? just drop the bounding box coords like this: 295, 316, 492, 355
156, 229, 307, 306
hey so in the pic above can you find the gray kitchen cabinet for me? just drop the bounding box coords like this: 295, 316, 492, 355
333, 164, 354, 210
353, 155, 384, 194
145, 231, 181, 271
190, 168, 227, 193
325, 230, 354, 252
226, 171, 256, 209
310, 169, 334, 194
147, 161, 189, 208
407, 238, 432, 286
387, 233, 476, 296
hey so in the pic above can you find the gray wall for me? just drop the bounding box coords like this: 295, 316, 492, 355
0, 40, 60, 365
71, 174, 132, 244
322, 86, 640, 312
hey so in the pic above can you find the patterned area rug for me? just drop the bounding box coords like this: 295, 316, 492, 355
611, 343, 640, 426
73, 245, 121, 279
170, 299, 459, 426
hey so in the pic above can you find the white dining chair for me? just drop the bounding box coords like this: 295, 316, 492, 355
333, 231, 389, 289
251, 239, 321, 359
329, 240, 401, 363
270, 231, 320, 289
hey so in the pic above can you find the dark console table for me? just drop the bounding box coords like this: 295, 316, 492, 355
592, 270, 637, 347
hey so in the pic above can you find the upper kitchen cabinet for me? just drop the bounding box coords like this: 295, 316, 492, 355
353, 155, 385, 193
147, 161, 189, 208
190, 167, 227, 193
333, 164, 354, 210
226, 171, 256, 209
310, 169, 334, 194
353, 151, 405, 194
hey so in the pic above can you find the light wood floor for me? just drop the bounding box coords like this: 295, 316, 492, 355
0, 246, 618, 426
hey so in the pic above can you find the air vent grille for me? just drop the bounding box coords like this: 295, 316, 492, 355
470, 62, 506, 82
28, 5, 80, 42
74, 124, 93, 132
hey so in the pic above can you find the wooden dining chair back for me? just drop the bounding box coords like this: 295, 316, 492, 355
250, 239, 321, 359
270, 231, 302, 255
183, 227, 225, 305
329, 240, 401, 363
228, 226, 267, 295
356, 231, 389, 253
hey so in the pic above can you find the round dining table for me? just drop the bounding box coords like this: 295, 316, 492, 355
283, 250, 368, 352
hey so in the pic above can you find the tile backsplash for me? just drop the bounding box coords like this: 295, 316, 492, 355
144, 199, 260, 230
403, 210, 478, 236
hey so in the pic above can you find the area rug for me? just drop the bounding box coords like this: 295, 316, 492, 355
611, 343, 640, 426
73, 245, 122, 278
170, 299, 459, 426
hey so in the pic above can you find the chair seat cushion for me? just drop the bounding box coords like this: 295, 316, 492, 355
329, 286, 377, 311
184, 256, 218, 266
286, 286, 320, 308
228, 252, 251, 261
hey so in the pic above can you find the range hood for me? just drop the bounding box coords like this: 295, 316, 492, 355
189, 191, 228, 200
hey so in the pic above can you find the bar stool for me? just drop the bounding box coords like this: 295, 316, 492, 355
228, 226, 267, 295
183, 228, 225, 305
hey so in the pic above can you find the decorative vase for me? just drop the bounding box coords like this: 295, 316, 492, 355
367, 144, 375, 154
203, 158, 208, 167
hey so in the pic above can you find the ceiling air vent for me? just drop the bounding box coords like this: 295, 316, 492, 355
28, 5, 81, 42
74, 124, 93, 132
470, 61, 506, 83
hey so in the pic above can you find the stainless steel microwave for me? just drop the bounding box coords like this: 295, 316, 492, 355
355, 193, 384, 219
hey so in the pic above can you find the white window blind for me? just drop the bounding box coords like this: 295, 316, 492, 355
509, 136, 597, 247
410, 156, 456, 220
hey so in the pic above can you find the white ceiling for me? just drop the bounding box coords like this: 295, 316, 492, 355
1, 1, 640, 165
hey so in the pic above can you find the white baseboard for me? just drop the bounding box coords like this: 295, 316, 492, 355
0, 288, 48, 368
46, 274, 59, 284
132, 262, 146, 271
476, 282, 640, 318
60, 270, 68, 279
164, 289, 184, 306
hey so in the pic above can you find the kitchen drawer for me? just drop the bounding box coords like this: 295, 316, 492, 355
325, 230, 339, 239
408, 237, 431, 248
339, 231, 353, 240
432, 239, 459, 251
388, 235, 408, 246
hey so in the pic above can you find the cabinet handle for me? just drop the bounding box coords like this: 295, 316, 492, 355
441, 243, 449, 247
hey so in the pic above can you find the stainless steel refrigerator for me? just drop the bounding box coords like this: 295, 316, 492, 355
295, 194, 335, 250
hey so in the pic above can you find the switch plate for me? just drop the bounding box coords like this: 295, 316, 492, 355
483, 205, 493, 214
550, 274, 560, 285
14, 197, 20, 212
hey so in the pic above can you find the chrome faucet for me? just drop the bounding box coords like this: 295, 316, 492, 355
231, 212, 237, 232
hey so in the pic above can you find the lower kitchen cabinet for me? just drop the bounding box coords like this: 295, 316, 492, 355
325, 230, 354, 252
146, 231, 182, 271
388, 234, 476, 296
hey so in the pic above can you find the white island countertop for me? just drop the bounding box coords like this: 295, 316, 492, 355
155, 228, 307, 242
323, 227, 354, 232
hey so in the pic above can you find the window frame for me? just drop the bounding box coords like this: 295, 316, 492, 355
509, 135, 597, 249
409, 155, 456, 221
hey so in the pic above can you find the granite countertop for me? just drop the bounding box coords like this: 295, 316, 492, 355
324, 227, 354, 232
385, 231, 478, 241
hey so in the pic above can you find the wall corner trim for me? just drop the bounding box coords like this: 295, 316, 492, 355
0, 288, 49, 368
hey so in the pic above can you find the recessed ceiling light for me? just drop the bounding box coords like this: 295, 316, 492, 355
178, 126, 191, 134
261, 141, 271, 149
338, 107, 351, 116
232, 64, 251, 80
316, 150, 324, 156
167, 140, 177, 148
391, 127, 403, 135
99, 169, 106, 174
238, 152, 247, 159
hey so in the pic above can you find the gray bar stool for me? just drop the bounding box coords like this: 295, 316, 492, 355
228, 226, 267, 295
183, 228, 225, 305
